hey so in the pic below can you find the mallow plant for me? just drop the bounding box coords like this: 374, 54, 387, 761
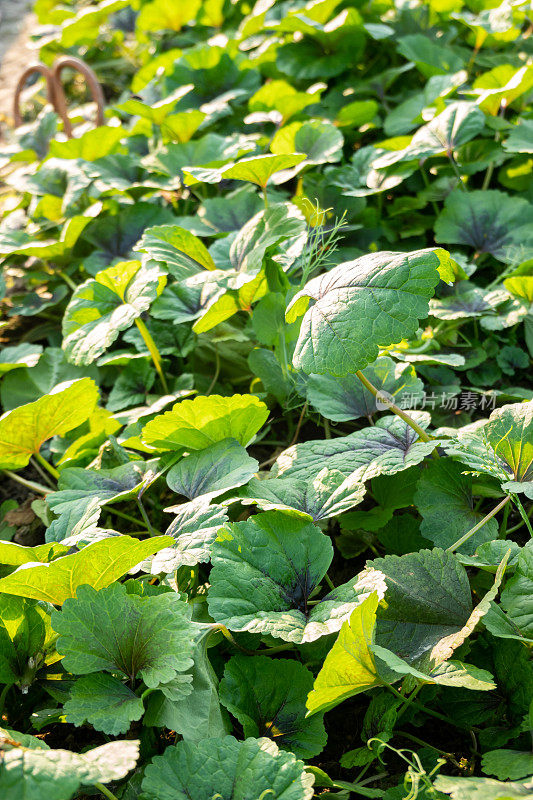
0, 0, 532, 798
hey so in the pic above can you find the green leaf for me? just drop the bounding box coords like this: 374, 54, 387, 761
0, 378, 99, 470
134, 225, 215, 279
415, 460, 499, 553
374, 102, 485, 168
53, 582, 193, 686
500, 542, 533, 638
142, 394, 268, 450
0, 738, 139, 800
306, 593, 382, 716
287, 249, 448, 375
503, 119, 533, 154
184, 154, 306, 189
0, 595, 58, 689
63, 673, 144, 735
141, 735, 315, 800
228, 202, 307, 275
166, 439, 258, 500
145, 626, 229, 741
271, 119, 343, 169
220, 655, 326, 758
435, 774, 533, 800
136, 0, 201, 33
150, 499, 229, 571
435, 190, 533, 264
482, 750, 533, 781
306, 357, 423, 422
207, 511, 383, 643
0, 348, 98, 411
62, 260, 166, 365
239, 468, 366, 522
0, 535, 172, 604
0, 344, 42, 375
365, 548, 472, 665
47, 459, 158, 519
397, 34, 464, 77
49, 126, 124, 160
273, 413, 436, 481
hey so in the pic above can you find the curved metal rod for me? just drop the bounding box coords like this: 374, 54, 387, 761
52, 56, 105, 135
12, 63, 64, 129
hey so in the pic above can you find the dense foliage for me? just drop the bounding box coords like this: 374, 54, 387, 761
1, 0, 533, 798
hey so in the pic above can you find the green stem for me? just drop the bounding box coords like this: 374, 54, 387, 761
513, 494, 533, 538
385, 683, 467, 729
355, 371, 434, 444
30, 456, 56, 488
57, 271, 77, 291
106, 506, 157, 531
447, 152, 466, 190
3, 471, 49, 495
135, 318, 169, 393
324, 573, 335, 591
34, 451, 59, 480
216, 624, 258, 655
136, 497, 155, 537
94, 783, 120, 800
0, 682, 11, 717
506, 504, 533, 535
262, 185, 268, 210
447, 495, 511, 552
396, 730, 456, 760
206, 347, 220, 396
420, 165, 439, 215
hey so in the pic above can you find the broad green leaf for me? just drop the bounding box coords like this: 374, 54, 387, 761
47, 459, 159, 519
306, 593, 382, 716
503, 119, 533, 154
499, 542, 533, 638
53, 583, 193, 689
371, 645, 495, 691
219, 655, 326, 758
141, 736, 315, 800
435, 774, 533, 800
397, 34, 464, 78
375, 102, 484, 168
273, 413, 436, 481
228, 202, 307, 275
106, 360, 155, 412
145, 626, 229, 741
134, 225, 216, 279
239, 467, 366, 522
166, 439, 258, 500
0, 344, 42, 375
287, 249, 449, 375
136, 0, 201, 32
482, 750, 533, 781
62, 260, 166, 365
248, 80, 322, 123
0, 535, 172, 604
364, 548, 472, 665
49, 126, 123, 160
0, 541, 68, 566
0, 595, 58, 689
0, 738, 139, 800
306, 357, 423, 422
0, 348, 99, 411
435, 190, 533, 264
63, 673, 144, 735
271, 120, 343, 169
192, 271, 269, 334
0, 378, 98, 470
150, 499, 229, 572
207, 511, 384, 643
184, 154, 306, 189
142, 394, 268, 450
414, 460, 498, 553
473, 64, 533, 116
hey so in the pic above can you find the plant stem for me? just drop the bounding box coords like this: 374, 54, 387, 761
135, 318, 169, 393
34, 451, 59, 480
447, 495, 511, 552
57, 270, 77, 291
262, 185, 268, 210
136, 497, 155, 537
355, 371, 433, 443
289, 402, 307, 447
216, 624, 259, 655
94, 783, 120, 800
513, 494, 533, 538
30, 457, 56, 488
106, 506, 154, 530
324, 572, 335, 591
0, 682, 11, 717
385, 683, 467, 729
3, 471, 50, 495
447, 152, 466, 190
206, 347, 220, 396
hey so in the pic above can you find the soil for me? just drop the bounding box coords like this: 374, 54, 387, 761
0, 0, 36, 135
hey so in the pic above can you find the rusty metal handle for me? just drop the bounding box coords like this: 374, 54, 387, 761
52, 56, 105, 137
13, 56, 105, 138
13, 63, 67, 129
